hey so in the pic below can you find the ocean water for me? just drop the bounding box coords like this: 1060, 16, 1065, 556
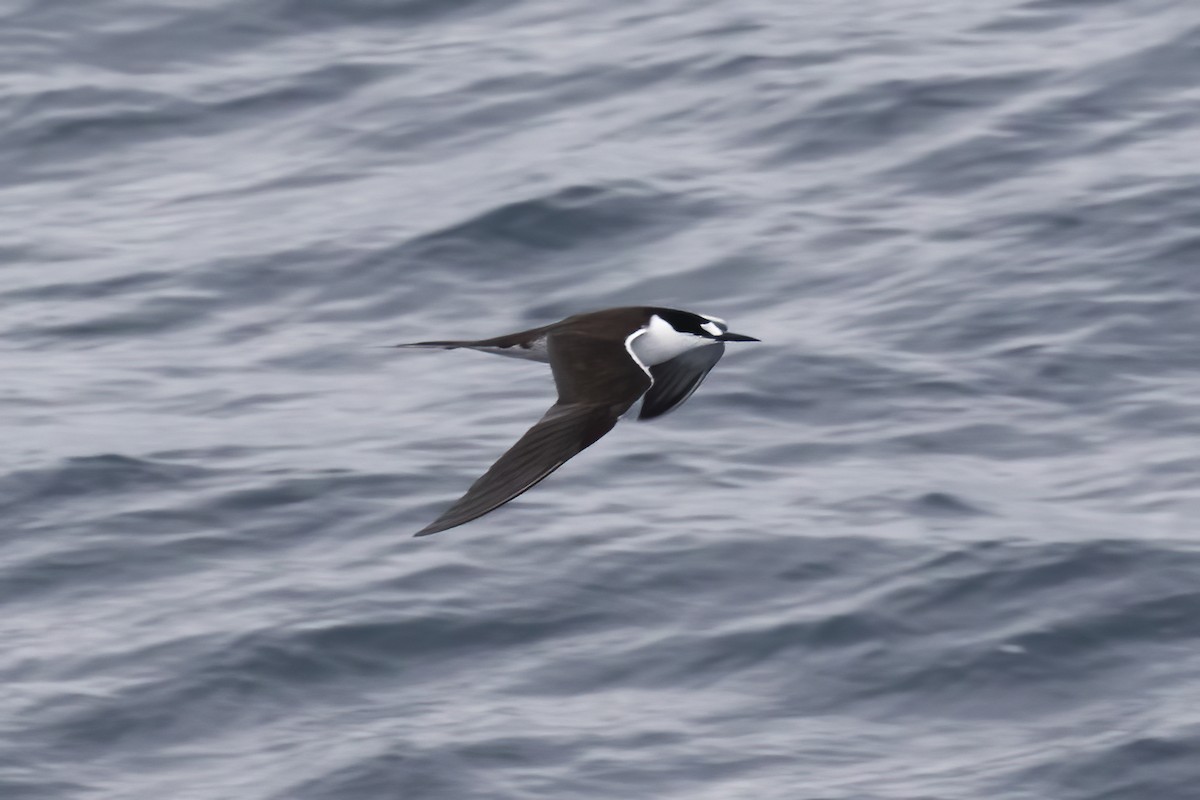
4, 0, 1200, 797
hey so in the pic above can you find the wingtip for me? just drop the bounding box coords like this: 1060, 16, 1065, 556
414, 516, 459, 536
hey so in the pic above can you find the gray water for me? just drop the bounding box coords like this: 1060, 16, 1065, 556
4, 1, 1200, 798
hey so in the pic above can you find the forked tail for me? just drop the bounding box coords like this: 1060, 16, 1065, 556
390, 340, 472, 350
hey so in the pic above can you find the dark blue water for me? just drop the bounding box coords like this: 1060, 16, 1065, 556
4, 1, 1200, 797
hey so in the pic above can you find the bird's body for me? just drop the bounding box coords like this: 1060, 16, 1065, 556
395, 306, 758, 536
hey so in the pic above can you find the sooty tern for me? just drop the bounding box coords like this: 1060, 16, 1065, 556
395, 306, 759, 536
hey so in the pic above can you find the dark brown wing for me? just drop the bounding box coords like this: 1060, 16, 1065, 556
414, 330, 651, 536
414, 403, 624, 536
638, 343, 725, 420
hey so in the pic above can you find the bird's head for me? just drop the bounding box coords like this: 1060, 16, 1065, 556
653, 309, 760, 345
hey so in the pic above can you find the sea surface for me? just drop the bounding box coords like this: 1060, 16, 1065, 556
4, 0, 1200, 798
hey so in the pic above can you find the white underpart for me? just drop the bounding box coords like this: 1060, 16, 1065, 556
624, 329, 652, 380
629, 314, 714, 366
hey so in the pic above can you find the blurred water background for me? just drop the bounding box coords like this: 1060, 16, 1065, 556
3, 0, 1200, 798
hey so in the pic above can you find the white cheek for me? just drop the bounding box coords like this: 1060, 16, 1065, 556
700, 321, 722, 336
632, 315, 710, 366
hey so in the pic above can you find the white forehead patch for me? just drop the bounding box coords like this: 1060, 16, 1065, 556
700, 321, 722, 336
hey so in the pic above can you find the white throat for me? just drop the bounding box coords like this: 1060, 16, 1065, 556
629, 314, 713, 366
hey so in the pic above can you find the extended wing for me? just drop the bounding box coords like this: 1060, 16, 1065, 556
638, 343, 725, 420
415, 331, 651, 536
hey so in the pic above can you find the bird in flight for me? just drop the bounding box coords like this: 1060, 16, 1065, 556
394, 306, 759, 536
